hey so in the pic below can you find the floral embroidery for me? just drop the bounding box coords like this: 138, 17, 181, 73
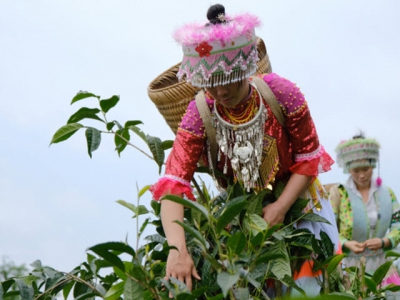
195, 41, 213, 57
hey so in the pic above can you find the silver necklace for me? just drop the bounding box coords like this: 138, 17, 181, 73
211, 83, 267, 191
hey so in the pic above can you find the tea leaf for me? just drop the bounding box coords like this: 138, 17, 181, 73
85, 127, 101, 158
372, 260, 392, 285
217, 271, 240, 297
146, 135, 164, 174
104, 281, 124, 300
67, 107, 103, 124
270, 240, 290, 279
162, 195, 209, 219
50, 123, 83, 145
71, 91, 99, 104
100, 95, 119, 113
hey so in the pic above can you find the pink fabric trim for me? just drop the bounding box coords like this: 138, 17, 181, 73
295, 145, 324, 162
290, 150, 334, 176
150, 177, 196, 202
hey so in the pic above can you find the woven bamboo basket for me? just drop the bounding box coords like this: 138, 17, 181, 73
147, 36, 272, 134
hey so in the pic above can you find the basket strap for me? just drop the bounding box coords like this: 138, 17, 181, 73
195, 90, 218, 169
250, 76, 285, 126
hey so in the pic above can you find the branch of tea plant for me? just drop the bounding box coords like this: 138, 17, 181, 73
191, 177, 207, 203
34, 277, 71, 300
279, 202, 319, 232
35, 272, 102, 300
103, 130, 154, 160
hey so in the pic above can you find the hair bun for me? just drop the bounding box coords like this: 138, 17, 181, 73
207, 4, 226, 24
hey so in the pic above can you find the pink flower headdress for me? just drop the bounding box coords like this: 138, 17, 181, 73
173, 11, 261, 88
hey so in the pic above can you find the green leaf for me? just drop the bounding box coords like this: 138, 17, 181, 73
104, 281, 124, 300
146, 135, 164, 174
227, 231, 246, 256
216, 196, 247, 233
14, 278, 34, 300
100, 95, 119, 113
384, 284, 400, 292
85, 127, 101, 158
116, 200, 149, 218
1, 279, 15, 294
71, 91, 99, 104
67, 107, 103, 124
128, 265, 148, 283
301, 212, 331, 224
62, 280, 75, 299
124, 277, 144, 300
273, 181, 285, 199
320, 231, 335, 259
246, 190, 266, 215
244, 213, 268, 236
30, 260, 42, 269
162, 194, 209, 219
364, 276, 377, 293
124, 120, 143, 128
254, 253, 285, 265
233, 288, 249, 300
270, 239, 291, 280
161, 140, 174, 150
169, 277, 190, 294
175, 221, 208, 250
88, 242, 136, 272
372, 260, 393, 284
385, 250, 400, 258
115, 128, 130, 155
151, 200, 161, 216
49, 123, 83, 145
138, 185, 150, 198
217, 271, 240, 297
314, 293, 357, 300
107, 122, 115, 131
327, 254, 346, 274
128, 125, 146, 143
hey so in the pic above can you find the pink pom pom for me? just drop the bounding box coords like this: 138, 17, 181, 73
376, 177, 382, 187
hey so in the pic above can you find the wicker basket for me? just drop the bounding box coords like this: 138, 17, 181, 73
147, 36, 272, 134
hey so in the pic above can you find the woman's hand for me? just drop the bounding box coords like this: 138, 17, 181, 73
263, 174, 312, 227
364, 237, 386, 250
165, 249, 200, 295
262, 202, 286, 226
344, 241, 365, 253
160, 199, 200, 297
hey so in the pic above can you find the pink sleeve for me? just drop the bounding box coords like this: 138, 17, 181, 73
150, 102, 207, 201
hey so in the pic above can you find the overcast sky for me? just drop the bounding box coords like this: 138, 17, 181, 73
1, 1, 399, 273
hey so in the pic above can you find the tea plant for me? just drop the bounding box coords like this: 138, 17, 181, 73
1, 91, 398, 300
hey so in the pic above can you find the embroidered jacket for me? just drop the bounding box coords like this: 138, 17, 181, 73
151, 73, 333, 201
332, 180, 400, 251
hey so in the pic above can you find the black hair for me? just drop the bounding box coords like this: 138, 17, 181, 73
207, 4, 227, 25
352, 131, 365, 140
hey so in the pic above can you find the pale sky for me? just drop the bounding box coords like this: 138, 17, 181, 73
1, 1, 399, 273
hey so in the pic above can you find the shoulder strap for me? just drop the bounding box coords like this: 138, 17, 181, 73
195, 90, 218, 168
250, 76, 285, 126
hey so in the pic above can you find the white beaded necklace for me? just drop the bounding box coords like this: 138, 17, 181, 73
210, 83, 267, 191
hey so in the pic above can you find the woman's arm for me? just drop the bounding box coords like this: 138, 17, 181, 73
263, 173, 312, 226
161, 199, 200, 291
